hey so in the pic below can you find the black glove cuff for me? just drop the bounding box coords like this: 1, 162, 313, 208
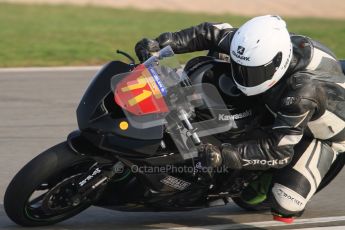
221, 144, 243, 170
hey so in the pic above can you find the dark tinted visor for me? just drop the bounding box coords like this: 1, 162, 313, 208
231, 52, 282, 88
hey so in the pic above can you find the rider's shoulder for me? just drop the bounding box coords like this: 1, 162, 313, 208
280, 72, 326, 118
285, 71, 316, 90
290, 34, 314, 69
290, 34, 313, 47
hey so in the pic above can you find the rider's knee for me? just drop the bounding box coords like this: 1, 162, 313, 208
270, 183, 306, 217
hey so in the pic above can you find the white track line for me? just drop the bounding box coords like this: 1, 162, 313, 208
291, 226, 345, 230
0, 66, 102, 73
159, 216, 345, 230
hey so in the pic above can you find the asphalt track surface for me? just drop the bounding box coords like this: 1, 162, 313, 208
0, 67, 344, 229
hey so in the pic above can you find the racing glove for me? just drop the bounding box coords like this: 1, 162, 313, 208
198, 144, 223, 168
220, 144, 243, 170
134, 38, 160, 62
198, 143, 244, 170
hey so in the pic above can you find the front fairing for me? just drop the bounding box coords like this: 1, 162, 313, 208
76, 61, 164, 141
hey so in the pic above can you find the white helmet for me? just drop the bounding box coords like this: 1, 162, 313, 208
230, 15, 292, 96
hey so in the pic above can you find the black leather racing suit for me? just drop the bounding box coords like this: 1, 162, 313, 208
146, 22, 345, 215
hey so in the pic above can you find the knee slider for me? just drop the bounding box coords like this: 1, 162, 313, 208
271, 183, 307, 216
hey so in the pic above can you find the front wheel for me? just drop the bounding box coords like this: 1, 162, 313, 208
4, 142, 96, 226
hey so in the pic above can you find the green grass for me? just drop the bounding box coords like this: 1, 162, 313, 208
0, 3, 344, 67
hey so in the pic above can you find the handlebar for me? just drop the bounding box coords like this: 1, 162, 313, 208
116, 50, 135, 65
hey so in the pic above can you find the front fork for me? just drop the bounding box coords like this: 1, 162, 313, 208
179, 109, 201, 145
74, 161, 126, 201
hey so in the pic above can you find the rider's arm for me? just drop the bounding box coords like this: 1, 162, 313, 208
223, 75, 326, 170
155, 22, 236, 54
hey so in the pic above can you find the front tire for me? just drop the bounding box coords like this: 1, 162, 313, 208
4, 142, 95, 226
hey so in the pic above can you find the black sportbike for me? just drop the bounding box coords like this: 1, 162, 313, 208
4, 47, 345, 226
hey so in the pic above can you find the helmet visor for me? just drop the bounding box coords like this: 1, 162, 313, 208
231, 52, 282, 88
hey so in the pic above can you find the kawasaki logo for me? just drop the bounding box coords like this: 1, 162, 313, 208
232, 51, 250, 61
243, 157, 290, 167
218, 110, 252, 121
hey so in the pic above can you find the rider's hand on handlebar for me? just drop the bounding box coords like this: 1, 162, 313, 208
135, 38, 160, 63
198, 144, 223, 168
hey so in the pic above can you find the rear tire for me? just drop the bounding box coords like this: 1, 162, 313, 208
4, 142, 95, 226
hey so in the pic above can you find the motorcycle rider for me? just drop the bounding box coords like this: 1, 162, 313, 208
134, 15, 345, 222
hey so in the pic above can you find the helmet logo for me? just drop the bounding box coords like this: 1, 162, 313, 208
237, 46, 245, 55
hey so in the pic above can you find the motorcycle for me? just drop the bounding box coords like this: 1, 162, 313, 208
4, 46, 345, 226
